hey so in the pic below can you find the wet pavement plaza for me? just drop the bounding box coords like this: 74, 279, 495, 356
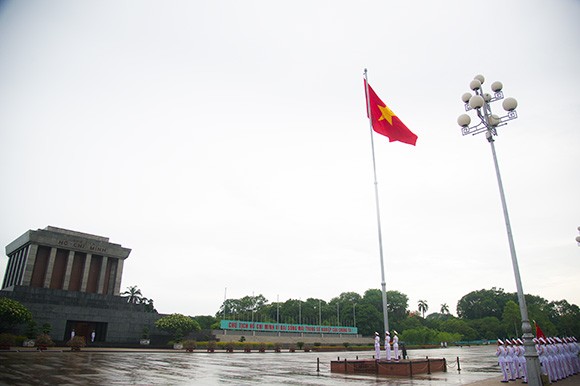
0, 345, 501, 385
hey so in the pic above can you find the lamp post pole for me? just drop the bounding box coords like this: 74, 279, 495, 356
457, 75, 542, 386
319, 299, 322, 326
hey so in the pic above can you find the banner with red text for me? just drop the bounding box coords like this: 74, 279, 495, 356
220, 320, 358, 334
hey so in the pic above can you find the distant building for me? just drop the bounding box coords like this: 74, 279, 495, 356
1, 226, 160, 344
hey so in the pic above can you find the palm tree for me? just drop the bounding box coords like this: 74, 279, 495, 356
418, 299, 428, 318
440, 303, 450, 314
121, 285, 143, 304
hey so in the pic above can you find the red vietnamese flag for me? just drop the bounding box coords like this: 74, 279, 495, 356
534, 321, 546, 339
364, 80, 418, 146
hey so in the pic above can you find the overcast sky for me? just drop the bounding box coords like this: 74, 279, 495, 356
0, 0, 578, 319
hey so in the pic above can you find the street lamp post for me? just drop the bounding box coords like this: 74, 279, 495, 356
318, 299, 322, 326
457, 74, 542, 386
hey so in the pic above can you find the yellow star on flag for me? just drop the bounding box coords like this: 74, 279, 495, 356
377, 104, 395, 125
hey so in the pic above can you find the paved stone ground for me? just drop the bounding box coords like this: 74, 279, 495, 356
1, 346, 577, 385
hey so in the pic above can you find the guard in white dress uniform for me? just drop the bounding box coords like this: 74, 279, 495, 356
505, 339, 516, 381
547, 337, 562, 381
516, 338, 527, 383
374, 332, 380, 360
569, 337, 580, 374
496, 339, 509, 383
392, 330, 399, 360
536, 338, 552, 383
384, 331, 391, 361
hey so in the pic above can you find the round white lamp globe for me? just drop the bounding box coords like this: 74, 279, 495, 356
469, 95, 484, 109
488, 114, 501, 126
502, 97, 518, 111
470, 79, 482, 91
457, 114, 471, 127
474, 74, 485, 84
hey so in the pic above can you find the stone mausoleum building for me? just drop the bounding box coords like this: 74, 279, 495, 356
1, 226, 161, 344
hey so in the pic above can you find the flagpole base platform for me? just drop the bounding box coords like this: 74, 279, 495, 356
330, 357, 446, 377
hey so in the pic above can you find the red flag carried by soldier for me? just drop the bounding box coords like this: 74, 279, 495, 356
534, 320, 546, 339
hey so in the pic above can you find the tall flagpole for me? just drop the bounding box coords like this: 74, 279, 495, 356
364, 68, 390, 334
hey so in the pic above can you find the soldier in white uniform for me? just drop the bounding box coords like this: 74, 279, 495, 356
505, 339, 516, 381
571, 337, 580, 374
496, 339, 509, 383
516, 338, 527, 383
384, 331, 391, 361
536, 338, 552, 383
547, 337, 561, 381
374, 332, 380, 360
556, 337, 571, 378
569, 337, 580, 374
534, 338, 552, 383
392, 330, 399, 361
512, 338, 522, 379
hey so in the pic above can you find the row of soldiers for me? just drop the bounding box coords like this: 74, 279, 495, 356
495, 336, 579, 383
496, 338, 528, 383
374, 330, 399, 361
535, 336, 579, 383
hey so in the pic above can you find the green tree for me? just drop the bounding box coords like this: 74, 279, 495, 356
355, 303, 382, 336
399, 313, 423, 332
362, 289, 383, 313
424, 312, 453, 332
0, 297, 33, 333
457, 287, 510, 319
155, 313, 201, 342
400, 326, 434, 344
467, 316, 505, 340
217, 298, 242, 318
433, 330, 462, 344
418, 300, 428, 318
217, 294, 268, 321
193, 315, 217, 330
386, 290, 409, 324
330, 292, 362, 326
440, 318, 478, 341
402, 325, 462, 345
208, 287, 579, 339
300, 298, 322, 325
502, 300, 521, 338
278, 298, 299, 324
546, 300, 580, 337
361, 289, 409, 331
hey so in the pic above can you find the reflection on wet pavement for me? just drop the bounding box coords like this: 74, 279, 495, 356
0, 345, 500, 385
